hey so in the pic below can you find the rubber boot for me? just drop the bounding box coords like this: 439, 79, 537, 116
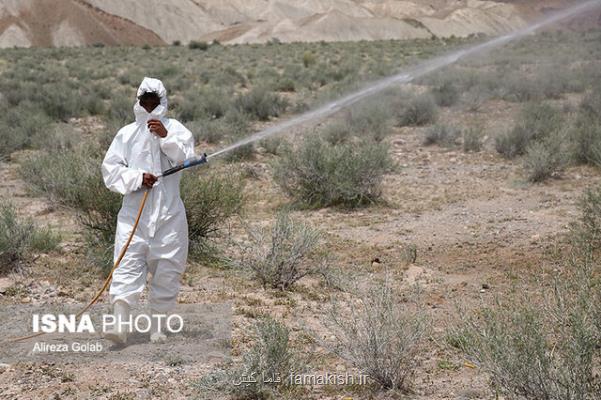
104, 300, 130, 345
150, 309, 167, 344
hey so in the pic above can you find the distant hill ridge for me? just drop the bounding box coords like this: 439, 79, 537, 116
0, 0, 595, 48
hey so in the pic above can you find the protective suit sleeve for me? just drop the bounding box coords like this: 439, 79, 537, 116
159, 120, 196, 165
101, 132, 144, 195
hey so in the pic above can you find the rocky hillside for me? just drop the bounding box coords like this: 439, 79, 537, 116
0, 0, 595, 47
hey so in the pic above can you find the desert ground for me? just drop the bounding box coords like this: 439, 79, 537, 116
1, 26, 601, 400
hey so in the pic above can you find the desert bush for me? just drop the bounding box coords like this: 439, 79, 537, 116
234, 87, 288, 121
571, 185, 601, 250
273, 77, 296, 92
462, 126, 484, 152
495, 103, 561, 159
189, 40, 209, 50
223, 142, 255, 163
580, 86, 601, 122
0, 202, 61, 273
461, 87, 490, 112
0, 104, 53, 158
430, 81, 459, 107
570, 113, 601, 167
38, 82, 84, 121
273, 135, 393, 208
302, 51, 316, 68
188, 119, 224, 144
181, 169, 244, 259
570, 89, 601, 166
423, 124, 460, 147
30, 123, 81, 153
177, 87, 231, 121
107, 95, 134, 125
232, 318, 297, 398
260, 136, 285, 155
329, 277, 428, 390
19, 147, 121, 275
196, 317, 299, 400
451, 185, 601, 399
396, 93, 438, 127
322, 121, 352, 145
501, 74, 542, 103
537, 67, 569, 100
346, 101, 393, 142
238, 211, 321, 290
523, 132, 566, 182
452, 269, 601, 400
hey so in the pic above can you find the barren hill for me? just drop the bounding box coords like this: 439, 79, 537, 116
0, 0, 596, 47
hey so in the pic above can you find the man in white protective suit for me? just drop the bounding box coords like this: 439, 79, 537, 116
101, 77, 195, 345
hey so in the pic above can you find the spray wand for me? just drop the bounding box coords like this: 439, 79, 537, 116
158, 152, 208, 178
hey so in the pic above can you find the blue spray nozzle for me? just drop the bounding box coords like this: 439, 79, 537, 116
160, 153, 208, 178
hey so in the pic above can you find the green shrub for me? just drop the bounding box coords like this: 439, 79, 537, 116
523, 133, 566, 182
177, 87, 231, 121
346, 101, 393, 142
462, 126, 484, 152
238, 211, 321, 290
223, 142, 255, 163
234, 87, 288, 121
0, 103, 55, 158
570, 113, 601, 166
431, 81, 459, 107
189, 41, 209, 50
30, 123, 81, 153
181, 169, 244, 259
571, 185, 601, 250
0, 202, 61, 273
452, 267, 601, 400
322, 121, 352, 145
501, 74, 542, 103
38, 82, 84, 121
329, 278, 428, 390
302, 51, 316, 68
452, 181, 601, 399
273, 77, 296, 92
196, 317, 299, 400
570, 90, 601, 166
495, 103, 561, 159
260, 136, 285, 155
19, 147, 121, 275
107, 95, 134, 125
461, 87, 490, 112
396, 94, 438, 127
273, 136, 393, 208
423, 124, 460, 147
188, 119, 225, 144
580, 88, 601, 121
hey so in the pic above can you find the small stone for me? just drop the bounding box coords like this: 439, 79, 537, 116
0, 363, 10, 373
21, 296, 31, 304
0, 278, 13, 294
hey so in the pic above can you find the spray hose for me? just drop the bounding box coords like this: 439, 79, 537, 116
10, 153, 208, 343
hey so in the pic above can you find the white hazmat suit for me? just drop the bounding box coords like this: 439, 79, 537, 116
102, 77, 195, 316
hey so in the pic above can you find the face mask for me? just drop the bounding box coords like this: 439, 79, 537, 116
133, 100, 167, 124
